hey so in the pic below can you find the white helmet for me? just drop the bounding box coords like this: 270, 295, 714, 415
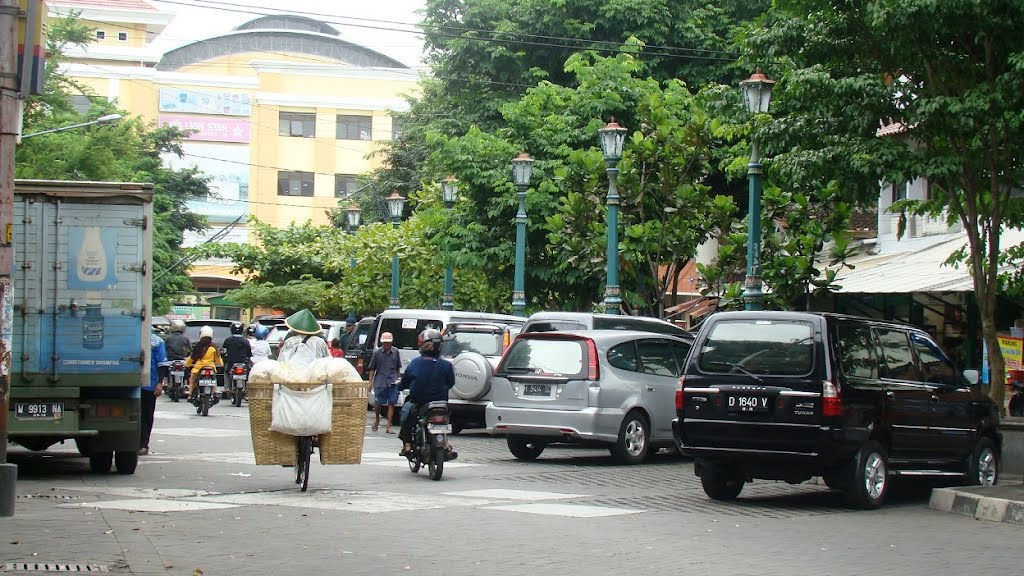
170, 319, 186, 333
199, 325, 214, 339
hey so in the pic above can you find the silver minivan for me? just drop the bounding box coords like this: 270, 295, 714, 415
365, 309, 525, 371
486, 330, 693, 464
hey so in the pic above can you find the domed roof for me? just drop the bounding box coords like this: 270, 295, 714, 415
233, 15, 340, 36
156, 15, 407, 71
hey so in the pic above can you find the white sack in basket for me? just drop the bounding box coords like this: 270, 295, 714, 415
307, 357, 361, 384
248, 360, 296, 384
268, 383, 333, 436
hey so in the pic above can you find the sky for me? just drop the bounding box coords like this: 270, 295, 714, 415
147, 0, 429, 67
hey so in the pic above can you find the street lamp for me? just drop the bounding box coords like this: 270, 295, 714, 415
345, 203, 362, 322
510, 152, 534, 316
386, 192, 406, 309
441, 175, 459, 311
739, 68, 775, 311
20, 113, 122, 140
598, 117, 627, 315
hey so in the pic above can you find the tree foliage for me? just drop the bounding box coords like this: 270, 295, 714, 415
747, 0, 1024, 408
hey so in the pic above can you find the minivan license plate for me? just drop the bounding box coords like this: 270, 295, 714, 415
523, 384, 550, 397
729, 395, 768, 413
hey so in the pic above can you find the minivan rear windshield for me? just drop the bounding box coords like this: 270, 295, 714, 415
500, 338, 585, 377
698, 320, 813, 376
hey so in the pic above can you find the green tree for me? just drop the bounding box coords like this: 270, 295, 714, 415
747, 0, 1024, 409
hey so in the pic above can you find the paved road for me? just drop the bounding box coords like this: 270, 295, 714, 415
2, 398, 1021, 575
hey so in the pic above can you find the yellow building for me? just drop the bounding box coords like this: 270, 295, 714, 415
49, 0, 422, 296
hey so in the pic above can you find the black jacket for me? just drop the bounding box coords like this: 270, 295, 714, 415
164, 332, 191, 361
222, 335, 252, 366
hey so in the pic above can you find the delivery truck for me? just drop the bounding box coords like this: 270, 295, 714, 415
7, 180, 153, 474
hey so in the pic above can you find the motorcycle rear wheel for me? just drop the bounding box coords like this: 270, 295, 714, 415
201, 396, 210, 417
428, 446, 445, 481
232, 389, 244, 407
169, 386, 179, 403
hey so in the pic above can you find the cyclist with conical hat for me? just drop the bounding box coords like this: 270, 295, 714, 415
277, 309, 330, 363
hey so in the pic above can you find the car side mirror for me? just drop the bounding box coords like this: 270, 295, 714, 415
962, 369, 980, 386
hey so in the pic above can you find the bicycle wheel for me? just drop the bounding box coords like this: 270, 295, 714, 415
295, 436, 312, 491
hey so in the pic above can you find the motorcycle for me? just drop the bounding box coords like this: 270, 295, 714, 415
229, 363, 248, 407
404, 401, 455, 481
165, 359, 187, 402
1009, 381, 1024, 417
190, 366, 219, 417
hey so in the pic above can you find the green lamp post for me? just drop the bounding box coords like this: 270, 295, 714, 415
441, 175, 459, 311
739, 68, 775, 311
386, 192, 406, 309
598, 118, 627, 315
345, 203, 362, 322
510, 152, 534, 316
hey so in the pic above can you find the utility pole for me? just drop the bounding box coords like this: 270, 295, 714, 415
0, 0, 21, 517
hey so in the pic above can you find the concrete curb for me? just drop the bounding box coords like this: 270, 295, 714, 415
929, 488, 1024, 525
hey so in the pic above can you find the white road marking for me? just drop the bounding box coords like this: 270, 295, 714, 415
203, 490, 493, 513
63, 499, 239, 512
62, 487, 214, 499
484, 503, 645, 518
442, 489, 584, 501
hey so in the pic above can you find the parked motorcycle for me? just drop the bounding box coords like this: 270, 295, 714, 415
165, 360, 187, 402
404, 401, 455, 481
229, 363, 248, 407
1009, 381, 1024, 417
190, 366, 219, 417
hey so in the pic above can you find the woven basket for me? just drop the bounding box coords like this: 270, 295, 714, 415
248, 380, 368, 466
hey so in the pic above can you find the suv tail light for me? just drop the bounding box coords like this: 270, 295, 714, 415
822, 380, 842, 417
675, 376, 685, 410
584, 338, 599, 381
502, 331, 511, 353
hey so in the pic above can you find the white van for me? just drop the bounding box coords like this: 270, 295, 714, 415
364, 309, 525, 371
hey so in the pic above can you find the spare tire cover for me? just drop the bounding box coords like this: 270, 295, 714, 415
451, 352, 493, 400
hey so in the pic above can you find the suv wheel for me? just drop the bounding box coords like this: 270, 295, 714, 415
700, 464, 744, 500
610, 411, 649, 465
507, 437, 547, 461
964, 437, 998, 486
846, 441, 888, 509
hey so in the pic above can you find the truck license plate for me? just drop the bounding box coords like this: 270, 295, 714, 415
15, 401, 64, 420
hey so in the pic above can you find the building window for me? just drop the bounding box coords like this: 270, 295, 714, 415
336, 115, 372, 140
117, 31, 128, 41
95, 30, 106, 40
277, 171, 314, 197
891, 181, 908, 204
279, 112, 315, 138
391, 118, 403, 140
334, 174, 360, 198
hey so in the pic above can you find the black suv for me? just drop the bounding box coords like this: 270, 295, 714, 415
675, 311, 1001, 509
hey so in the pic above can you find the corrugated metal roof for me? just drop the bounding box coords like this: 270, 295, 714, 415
833, 228, 1024, 293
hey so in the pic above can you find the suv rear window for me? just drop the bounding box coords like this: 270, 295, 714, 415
441, 331, 502, 357
593, 317, 687, 336
697, 320, 813, 376
523, 320, 587, 333
378, 318, 444, 350
499, 337, 586, 377
184, 321, 234, 345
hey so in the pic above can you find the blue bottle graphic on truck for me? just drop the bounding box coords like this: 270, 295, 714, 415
8, 181, 153, 476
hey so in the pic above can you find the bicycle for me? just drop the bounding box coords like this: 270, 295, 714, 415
293, 435, 318, 492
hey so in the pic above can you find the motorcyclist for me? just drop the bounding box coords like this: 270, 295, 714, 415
164, 319, 191, 361
248, 323, 272, 365
398, 328, 456, 460
186, 325, 223, 398
222, 321, 252, 369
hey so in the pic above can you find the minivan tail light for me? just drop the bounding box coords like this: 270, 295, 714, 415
585, 338, 599, 380
822, 380, 842, 417
675, 376, 685, 411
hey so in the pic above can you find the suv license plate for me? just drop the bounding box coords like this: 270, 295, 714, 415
523, 384, 550, 397
728, 395, 769, 413
427, 424, 452, 433
15, 402, 64, 420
